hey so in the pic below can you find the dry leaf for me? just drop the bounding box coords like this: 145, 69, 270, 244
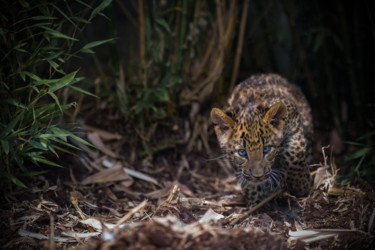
198, 208, 224, 223
81, 166, 133, 185
123, 167, 158, 185
87, 132, 118, 158
83, 125, 123, 141
18, 229, 76, 243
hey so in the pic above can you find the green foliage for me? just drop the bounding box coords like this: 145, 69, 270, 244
339, 131, 375, 185
117, 6, 183, 121
0, 0, 112, 188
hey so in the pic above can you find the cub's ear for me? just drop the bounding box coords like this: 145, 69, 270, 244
264, 102, 287, 130
211, 108, 235, 147
210, 108, 235, 130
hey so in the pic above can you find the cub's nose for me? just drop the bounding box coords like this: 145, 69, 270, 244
249, 162, 265, 178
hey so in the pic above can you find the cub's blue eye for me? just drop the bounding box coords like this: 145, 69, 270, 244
263, 146, 271, 154
238, 149, 247, 157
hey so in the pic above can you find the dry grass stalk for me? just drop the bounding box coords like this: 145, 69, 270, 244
70, 192, 89, 220
327, 187, 365, 197
180, 0, 237, 105
115, 200, 148, 227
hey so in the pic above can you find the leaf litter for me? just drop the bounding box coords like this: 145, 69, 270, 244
1, 124, 374, 249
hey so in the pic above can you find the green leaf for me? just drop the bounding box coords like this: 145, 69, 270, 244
10, 175, 27, 188
49, 126, 71, 137
89, 0, 112, 21
29, 140, 47, 150
52, 4, 76, 28
80, 48, 95, 54
155, 18, 171, 33
24, 71, 42, 81
354, 154, 366, 176
50, 127, 93, 148
21, 170, 48, 177
46, 58, 64, 74
74, 0, 91, 8
81, 38, 114, 51
154, 88, 169, 101
357, 131, 375, 140
31, 156, 63, 167
69, 85, 99, 98
346, 147, 371, 161
31, 16, 57, 20
19, 0, 29, 8
51, 144, 76, 155
1, 140, 10, 154
49, 71, 77, 92
71, 16, 90, 24
44, 29, 78, 41
0, 111, 24, 138
344, 141, 365, 146
68, 133, 94, 147
49, 137, 81, 150
47, 91, 62, 112
4, 98, 26, 108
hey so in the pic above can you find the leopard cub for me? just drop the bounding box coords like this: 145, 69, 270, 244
211, 74, 312, 206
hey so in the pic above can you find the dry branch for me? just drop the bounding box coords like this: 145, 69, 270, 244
229, 189, 283, 225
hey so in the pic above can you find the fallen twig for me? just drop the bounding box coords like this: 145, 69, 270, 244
115, 200, 148, 227
229, 189, 283, 225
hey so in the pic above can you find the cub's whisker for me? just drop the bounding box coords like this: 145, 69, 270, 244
204, 154, 228, 161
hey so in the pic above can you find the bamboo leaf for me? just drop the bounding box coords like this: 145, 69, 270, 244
71, 16, 90, 24
69, 133, 94, 147
357, 131, 375, 140
89, 0, 112, 21
43, 27, 78, 41
154, 88, 169, 101
21, 170, 48, 177
24, 71, 42, 81
52, 4, 76, 28
81, 38, 114, 51
0, 111, 24, 138
31, 156, 63, 167
49, 137, 81, 150
346, 147, 371, 161
155, 18, 171, 33
46, 58, 64, 74
4, 98, 26, 108
29, 140, 47, 150
1, 140, 10, 154
49, 71, 77, 93
80, 48, 95, 54
47, 91, 62, 112
10, 175, 27, 188
31, 16, 57, 20
69, 85, 99, 98
74, 0, 91, 8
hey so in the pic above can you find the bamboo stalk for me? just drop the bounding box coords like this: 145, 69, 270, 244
223, 0, 237, 54
191, 27, 216, 81
116, 0, 139, 29
178, 0, 188, 63
138, 0, 147, 88
229, 0, 249, 93
280, 0, 316, 98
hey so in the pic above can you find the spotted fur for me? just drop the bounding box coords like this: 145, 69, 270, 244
211, 74, 312, 206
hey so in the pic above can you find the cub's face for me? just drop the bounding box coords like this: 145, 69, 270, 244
211, 102, 287, 183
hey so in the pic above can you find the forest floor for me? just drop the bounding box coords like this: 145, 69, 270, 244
1, 113, 374, 249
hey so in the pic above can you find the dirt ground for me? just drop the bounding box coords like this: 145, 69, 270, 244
1, 113, 374, 249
